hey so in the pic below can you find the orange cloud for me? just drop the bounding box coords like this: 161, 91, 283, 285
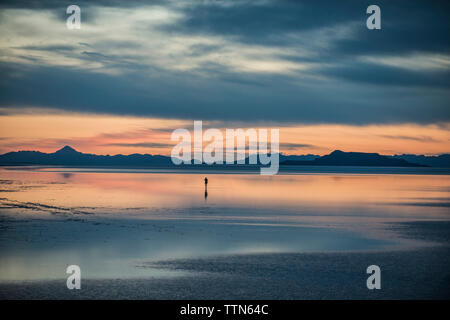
0, 111, 449, 156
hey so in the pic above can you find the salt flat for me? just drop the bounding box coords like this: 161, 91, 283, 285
0, 167, 449, 299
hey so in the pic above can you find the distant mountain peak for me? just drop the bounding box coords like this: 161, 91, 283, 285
328, 149, 378, 156
55, 145, 79, 154
281, 150, 427, 167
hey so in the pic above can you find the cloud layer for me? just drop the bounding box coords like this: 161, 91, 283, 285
0, 0, 449, 124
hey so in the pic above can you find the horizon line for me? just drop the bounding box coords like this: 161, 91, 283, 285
1, 145, 449, 158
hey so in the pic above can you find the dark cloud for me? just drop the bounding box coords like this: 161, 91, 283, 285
280, 143, 318, 150
321, 62, 450, 88
379, 135, 439, 142
102, 142, 174, 148
165, 0, 450, 56
332, 1, 450, 57
16, 44, 78, 52
0, 0, 449, 125
0, 0, 162, 9
162, 0, 359, 44
5, 0, 449, 56
186, 44, 223, 57
1, 61, 448, 124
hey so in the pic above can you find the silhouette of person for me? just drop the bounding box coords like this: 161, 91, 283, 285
204, 177, 208, 200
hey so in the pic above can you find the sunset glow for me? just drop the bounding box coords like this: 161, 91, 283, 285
0, 111, 448, 156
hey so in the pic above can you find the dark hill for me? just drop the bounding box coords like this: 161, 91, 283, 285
0, 147, 437, 167
0, 146, 172, 166
281, 150, 426, 167
393, 154, 450, 167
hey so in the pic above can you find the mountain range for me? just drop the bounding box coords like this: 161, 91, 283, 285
282, 150, 424, 167
0, 146, 172, 166
0, 146, 449, 167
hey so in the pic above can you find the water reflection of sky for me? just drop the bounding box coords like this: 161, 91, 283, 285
1, 168, 449, 219
0, 168, 449, 281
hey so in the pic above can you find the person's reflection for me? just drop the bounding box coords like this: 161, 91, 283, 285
204, 177, 208, 201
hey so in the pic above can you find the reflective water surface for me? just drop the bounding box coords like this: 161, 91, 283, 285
0, 167, 449, 280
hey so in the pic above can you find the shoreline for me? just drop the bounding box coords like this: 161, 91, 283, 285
2, 165, 450, 175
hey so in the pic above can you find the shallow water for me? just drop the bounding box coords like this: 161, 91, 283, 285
1, 167, 449, 220
0, 167, 449, 281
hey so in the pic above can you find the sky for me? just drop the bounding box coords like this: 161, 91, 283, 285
0, 0, 449, 156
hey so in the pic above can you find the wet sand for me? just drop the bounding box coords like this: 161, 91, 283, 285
0, 219, 449, 299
